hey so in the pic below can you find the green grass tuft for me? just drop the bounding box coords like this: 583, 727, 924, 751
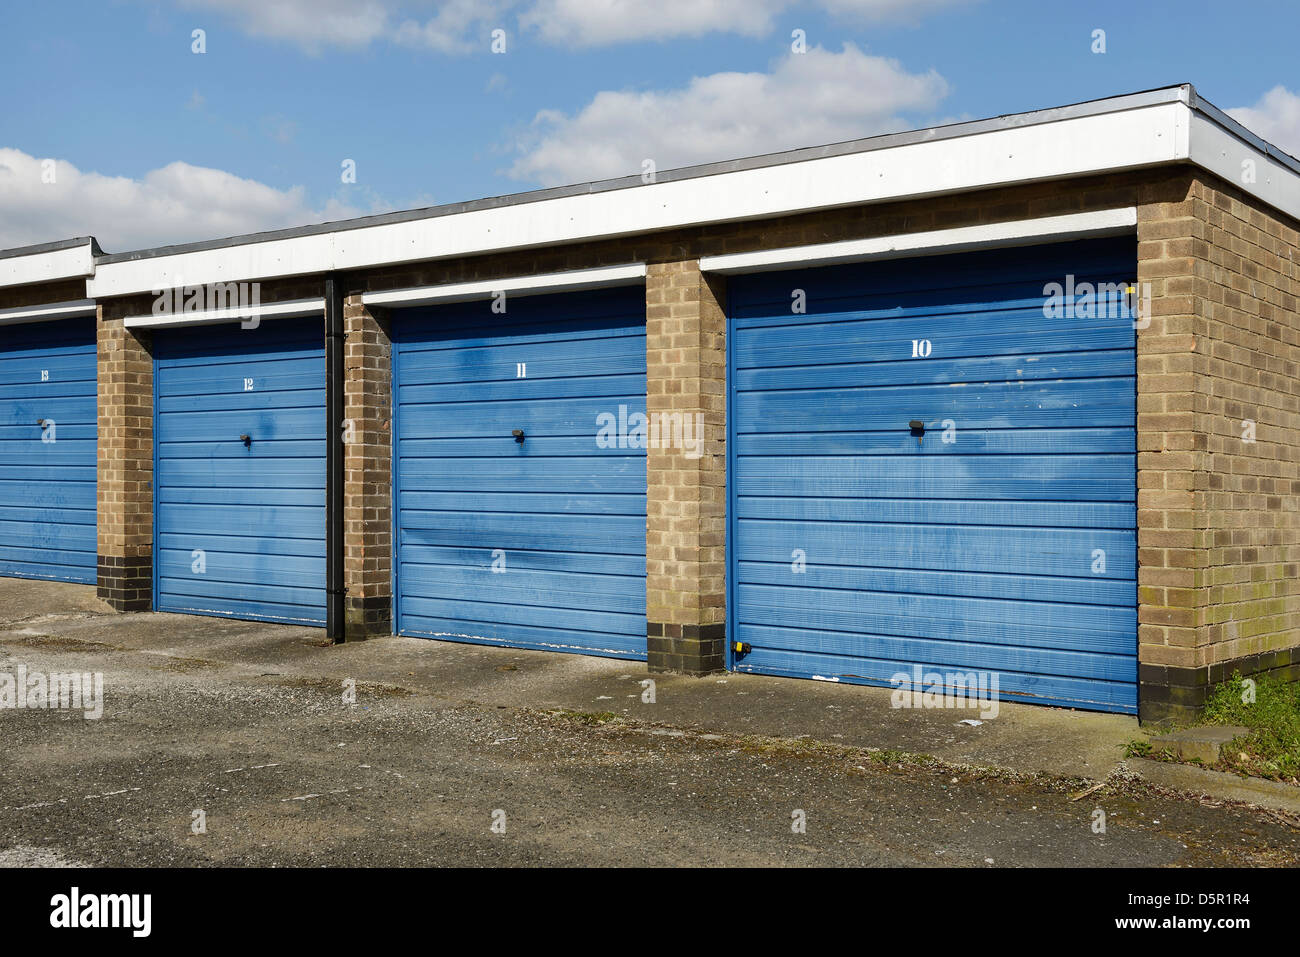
1201, 672, 1300, 781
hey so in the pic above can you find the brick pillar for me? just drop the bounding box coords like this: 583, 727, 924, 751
645, 260, 727, 674
96, 311, 153, 611
342, 294, 393, 639
1135, 174, 1212, 723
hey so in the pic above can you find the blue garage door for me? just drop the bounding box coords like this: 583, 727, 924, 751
729, 238, 1138, 713
154, 317, 326, 625
0, 317, 97, 583
393, 286, 647, 658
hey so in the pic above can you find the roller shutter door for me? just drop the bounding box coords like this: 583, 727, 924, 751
728, 237, 1138, 713
393, 286, 647, 658
153, 317, 326, 624
0, 316, 97, 583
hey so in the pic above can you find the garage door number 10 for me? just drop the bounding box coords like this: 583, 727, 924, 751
910, 339, 932, 358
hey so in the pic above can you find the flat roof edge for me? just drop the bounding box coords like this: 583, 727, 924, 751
93, 85, 1195, 266
18, 83, 1300, 281
0, 236, 102, 263
1188, 89, 1300, 176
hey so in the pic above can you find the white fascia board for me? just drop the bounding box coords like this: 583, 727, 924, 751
332, 104, 1181, 274
0, 299, 97, 327
124, 297, 324, 330
1188, 111, 1300, 223
362, 263, 646, 308
87, 102, 1188, 299
90, 234, 334, 302
699, 208, 1138, 275
0, 244, 96, 289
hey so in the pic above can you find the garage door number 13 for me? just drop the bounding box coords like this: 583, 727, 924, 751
910, 339, 933, 358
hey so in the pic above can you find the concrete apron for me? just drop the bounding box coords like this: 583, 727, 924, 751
2, 578, 1296, 816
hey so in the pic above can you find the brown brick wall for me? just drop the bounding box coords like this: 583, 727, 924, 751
1196, 176, 1300, 670
342, 293, 393, 638
1135, 171, 1300, 722
96, 310, 153, 610
0, 277, 86, 310
644, 261, 727, 674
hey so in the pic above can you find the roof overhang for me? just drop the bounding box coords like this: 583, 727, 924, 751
123, 296, 324, 330
0, 238, 98, 289
0, 299, 97, 326
58, 85, 1300, 299
361, 263, 646, 308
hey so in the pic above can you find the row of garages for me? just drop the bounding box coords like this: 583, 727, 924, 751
10, 85, 1292, 725
1, 237, 1139, 713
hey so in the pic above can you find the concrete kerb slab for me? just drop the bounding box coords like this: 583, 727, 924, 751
1131, 759, 1300, 816
1151, 725, 1254, 764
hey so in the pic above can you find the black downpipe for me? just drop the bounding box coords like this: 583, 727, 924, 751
325, 275, 345, 642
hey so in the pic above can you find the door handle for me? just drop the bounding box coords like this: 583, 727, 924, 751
512, 429, 525, 443
240, 434, 252, 447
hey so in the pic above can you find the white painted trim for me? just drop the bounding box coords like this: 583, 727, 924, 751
87, 102, 1189, 298
0, 245, 96, 289
1188, 111, 1300, 224
0, 299, 97, 327
362, 263, 647, 308
698, 208, 1138, 275
124, 297, 324, 330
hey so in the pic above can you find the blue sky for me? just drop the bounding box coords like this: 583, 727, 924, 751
1, 0, 1298, 252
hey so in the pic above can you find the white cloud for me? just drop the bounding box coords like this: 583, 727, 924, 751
179, 0, 395, 51
520, 0, 785, 47
508, 44, 949, 185
524, 0, 971, 46
816, 0, 975, 22
175, 0, 970, 52
1228, 86, 1300, 159
392, 0, 515, 53
179, 0, 512, 54
0, 148, 368, 251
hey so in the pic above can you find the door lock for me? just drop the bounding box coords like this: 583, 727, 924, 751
909, 420, 925, 445
239, 434, 252, 447
512, 429, 525, 443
